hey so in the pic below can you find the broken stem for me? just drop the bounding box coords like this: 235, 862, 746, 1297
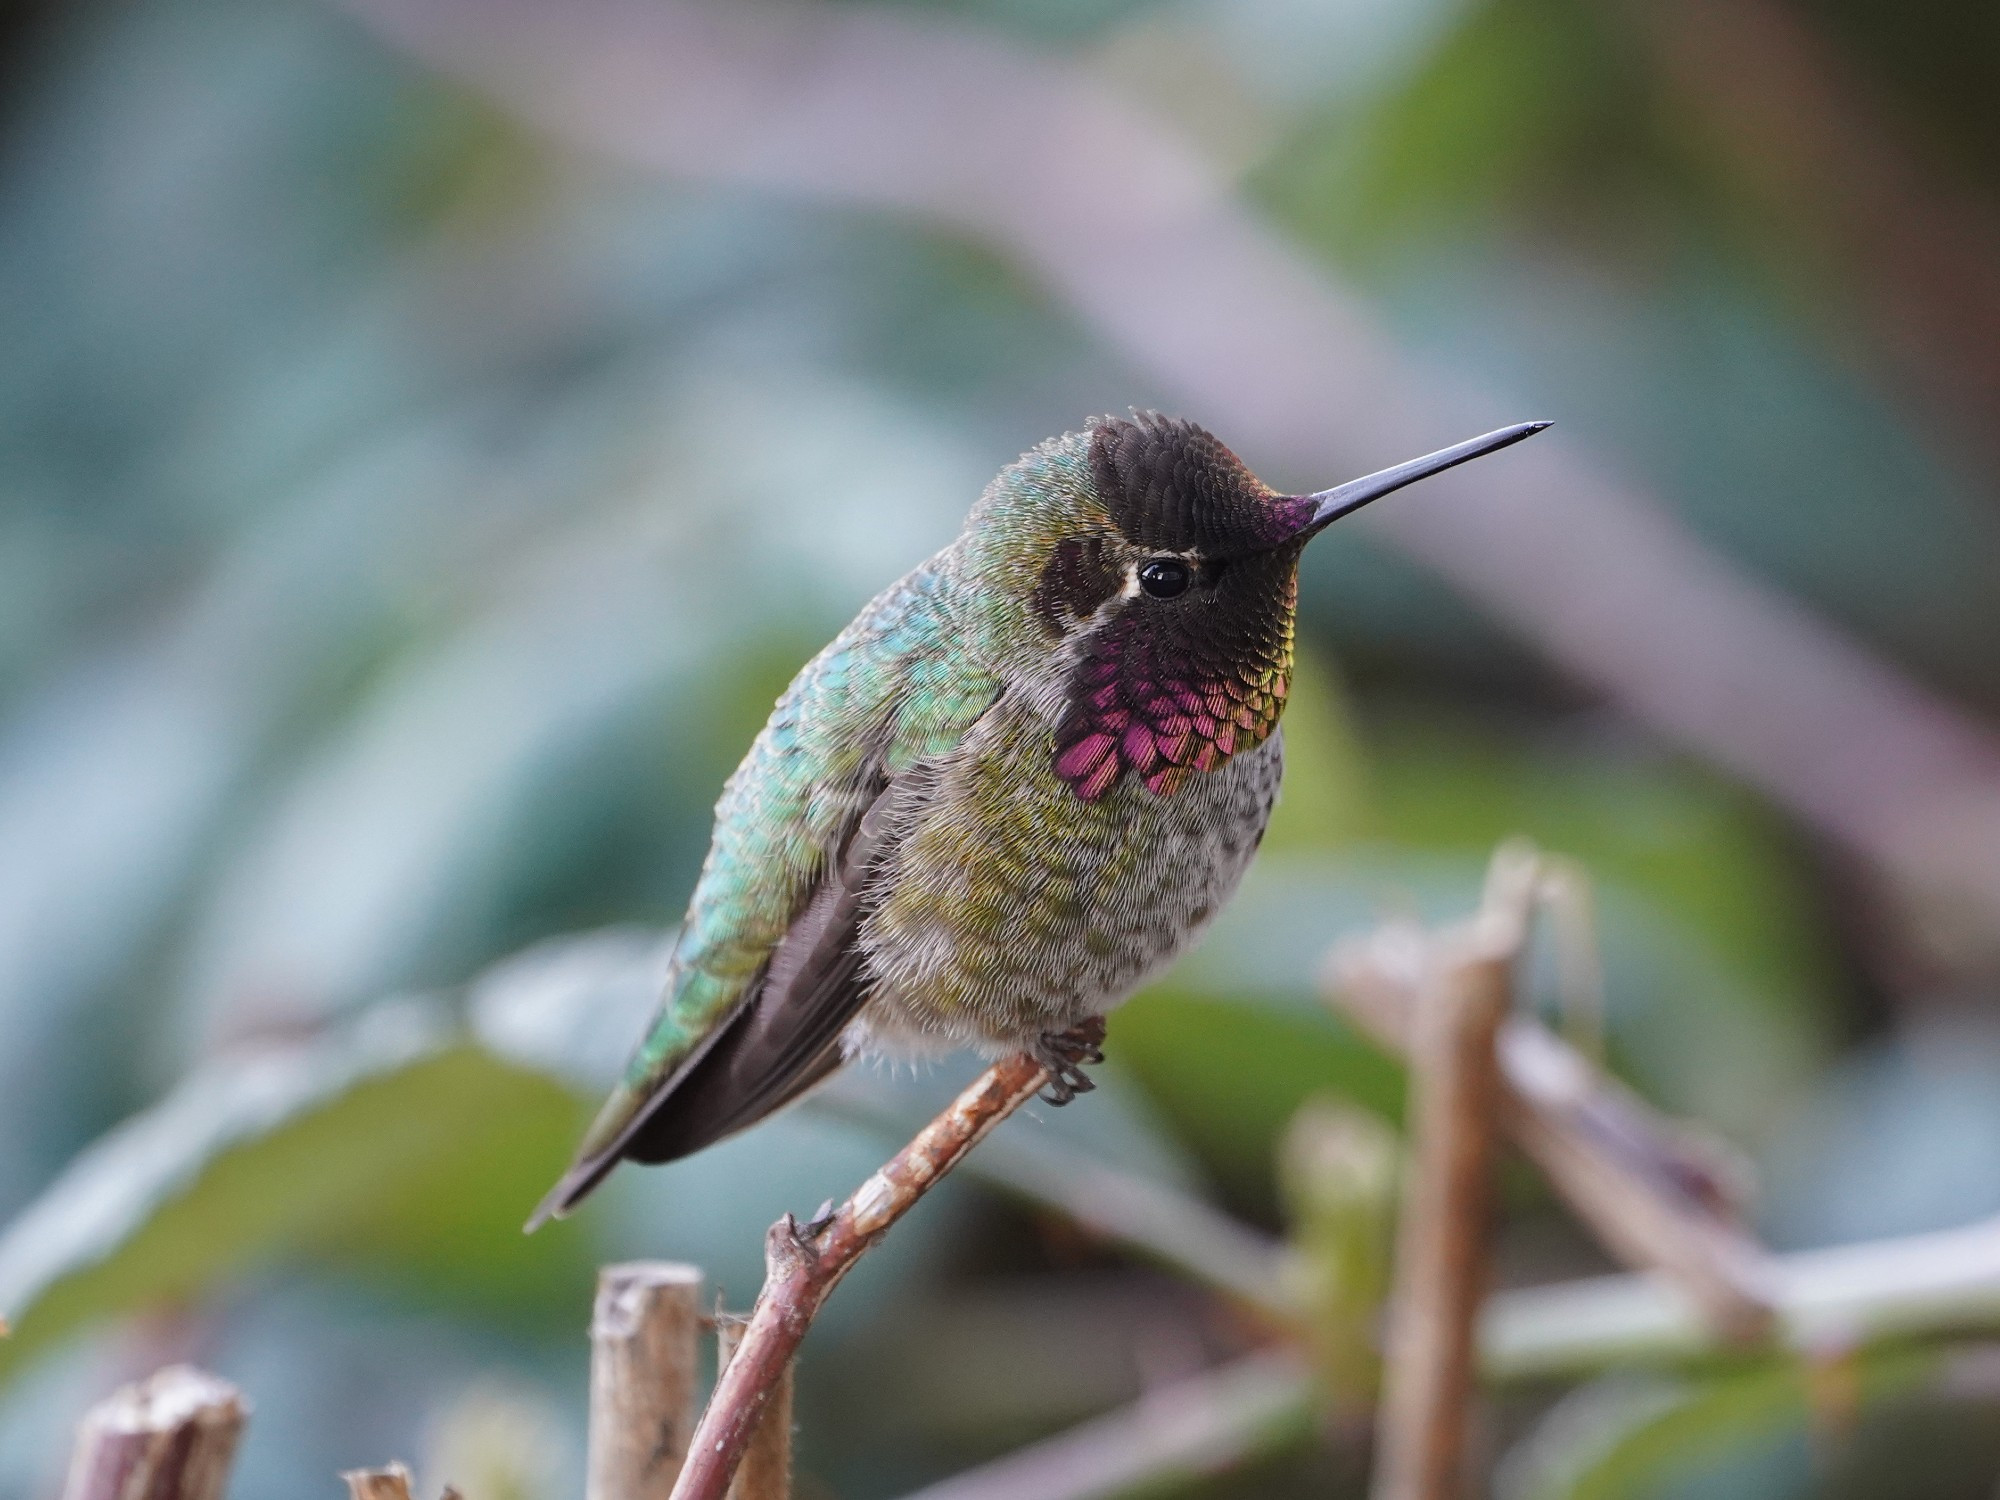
63, 1366, 248, 1500
1370, 931, 1510, 1500
590, 1262, 706, 1500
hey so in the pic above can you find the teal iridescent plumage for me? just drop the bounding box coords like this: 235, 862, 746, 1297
530, 414, 1547, 1226
558, 565, 1001, 1193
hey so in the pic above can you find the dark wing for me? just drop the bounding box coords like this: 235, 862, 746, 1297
527, 561, 1003, 1231
524, 765, 928, 1228
616, 766, 926, 1162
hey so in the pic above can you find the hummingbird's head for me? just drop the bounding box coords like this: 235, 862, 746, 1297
961, 412, 1546, 800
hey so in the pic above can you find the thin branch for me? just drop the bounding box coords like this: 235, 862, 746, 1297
669, 1023, 1101, 1500
1370, 922, 1510, 1500
1328, 848, 1777, 1343
63, 1366, 248, 1500
891, 1348, 1315, 1500
338, 0, 2000, 956
810, 1084, 1294, 1321
715, 1315, 794, 1500
589, 1262, 706, 1500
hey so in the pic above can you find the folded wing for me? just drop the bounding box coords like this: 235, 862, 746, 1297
527, 572, 998, 1229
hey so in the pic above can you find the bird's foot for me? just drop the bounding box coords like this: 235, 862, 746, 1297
1032, 1018, 1107, 1106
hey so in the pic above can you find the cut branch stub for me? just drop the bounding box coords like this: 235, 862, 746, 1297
341, 1464, 414, 1500
61, 1364, 248, 1500
1370, 938, 1510, 1500
590, 1262, 706, 1500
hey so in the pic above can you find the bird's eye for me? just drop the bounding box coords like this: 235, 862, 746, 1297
1138, 559, 1191, 599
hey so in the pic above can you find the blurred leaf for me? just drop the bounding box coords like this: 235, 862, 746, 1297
1501, 1349, 1938, 1500
421, 1382, 572, 1500
1362, 712, 1833, 1135
0, 1000, 592, 1387
1110, 988, 1402, 1213
1256, 0, 1662, 258
1278, 1097, 1397, 1414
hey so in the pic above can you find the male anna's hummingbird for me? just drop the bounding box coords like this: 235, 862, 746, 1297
530, 413, 1546, 1227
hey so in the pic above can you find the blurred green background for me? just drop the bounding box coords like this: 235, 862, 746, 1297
4, 0, 2000, 1495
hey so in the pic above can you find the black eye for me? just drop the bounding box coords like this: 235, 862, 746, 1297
1138, 558, 1191, 599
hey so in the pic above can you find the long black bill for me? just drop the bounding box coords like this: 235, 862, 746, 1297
1302, 420, 1550, 533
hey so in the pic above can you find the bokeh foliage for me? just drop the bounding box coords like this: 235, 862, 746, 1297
4, 0, 2000, 1495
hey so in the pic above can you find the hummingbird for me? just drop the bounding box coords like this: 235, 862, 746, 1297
529, 412, 1547, 1227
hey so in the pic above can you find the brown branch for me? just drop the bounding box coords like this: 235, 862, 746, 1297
342, 1465, 415, 1500
1370, 924, 1510, 1500
590, 1262, 706, 1500
1328, 848, 1777, 1344
810, 1082, 1294, 1320
61, 1365, 248, 1500
669, 1024, 1099, 1500
715, 1315, 794, 1500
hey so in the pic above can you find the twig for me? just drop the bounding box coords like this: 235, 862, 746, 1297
61, 1365, 248, 1500
590, 1262, 706, 1500
1329, 850, 1777, 1343
1370, 923, 1510, 1500
342, 1465, 415, 1500
715, 1315, 793, 1500
1496, 1024, 1774, 1340
810, 1083, 1293, 1321
670, 1023, 1100, 1500
830, 1057, 1996, 1382
891, 1348, 1314, 1500
820, 1077, 2000, 1384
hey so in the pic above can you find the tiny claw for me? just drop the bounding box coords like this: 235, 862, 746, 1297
1037, 1064, 1096, 1106
1034, 1023, 1106, 1106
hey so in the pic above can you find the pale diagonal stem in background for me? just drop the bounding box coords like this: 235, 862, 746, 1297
339, 0, 2000, 970
891, 1348, 1314, 1500
1635, 0, 2000, 471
